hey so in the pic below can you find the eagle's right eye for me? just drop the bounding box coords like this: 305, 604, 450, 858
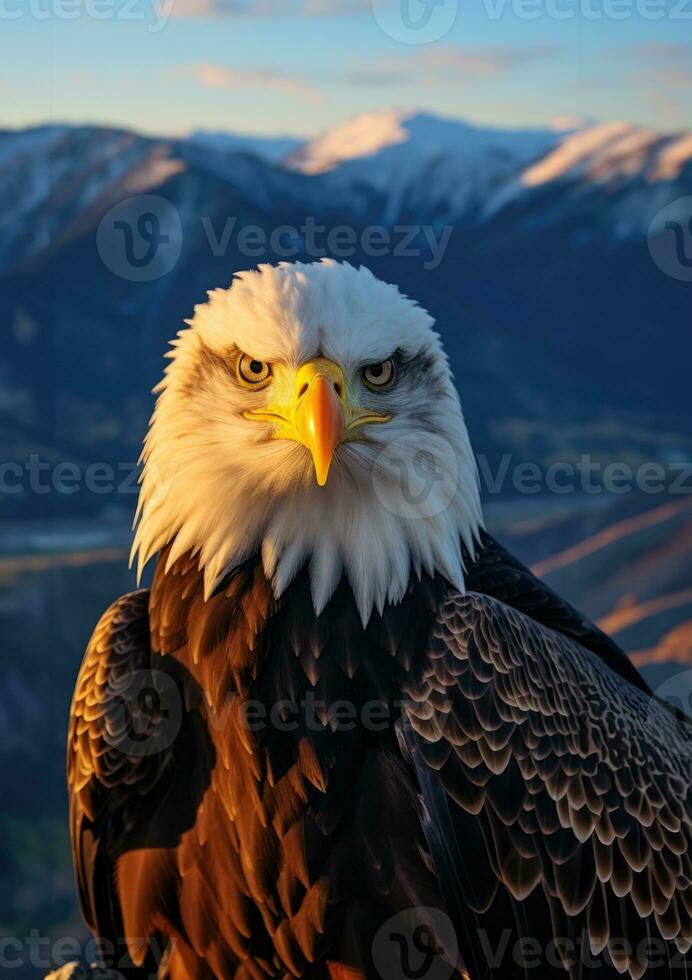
238, 354, 271, 388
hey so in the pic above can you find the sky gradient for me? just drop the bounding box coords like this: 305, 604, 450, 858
2, 0, 691, 137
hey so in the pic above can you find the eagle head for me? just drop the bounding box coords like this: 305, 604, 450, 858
132, 260, 482, 622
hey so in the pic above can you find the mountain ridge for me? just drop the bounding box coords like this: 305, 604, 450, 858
3, 109, 690, 277
1, 108, 691, 525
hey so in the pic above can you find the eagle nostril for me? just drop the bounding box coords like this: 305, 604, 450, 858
297, 382, 309, 400
333, 382, 343, 398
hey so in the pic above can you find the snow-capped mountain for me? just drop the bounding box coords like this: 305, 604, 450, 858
0, 125, 175, 271
483, 121, 692, 236
287, 109, 563, 222
288, 109, 561, 178
2, 111, 691, 277
0, 124, 331, 275
287, 110, 692, 231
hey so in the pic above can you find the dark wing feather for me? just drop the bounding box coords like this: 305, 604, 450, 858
402, 590, 692, 980
465, 532, 650, 694
68, 590, 172, 973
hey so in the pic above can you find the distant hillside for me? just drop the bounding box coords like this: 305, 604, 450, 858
494, 492, 692, 697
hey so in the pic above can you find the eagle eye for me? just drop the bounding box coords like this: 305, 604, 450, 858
363, 358, 395, 389
238, 353, 271, 388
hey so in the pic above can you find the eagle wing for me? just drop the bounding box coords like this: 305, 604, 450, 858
465, 532, 650, 695
68, 590, 176, 972
401, 590, 691, 980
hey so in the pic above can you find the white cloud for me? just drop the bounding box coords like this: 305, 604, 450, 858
171, 64, 322, 105
344, 45, 561, 87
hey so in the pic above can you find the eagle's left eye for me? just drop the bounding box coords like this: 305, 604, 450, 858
238, 354, 271, 387
363, 358, 395, 389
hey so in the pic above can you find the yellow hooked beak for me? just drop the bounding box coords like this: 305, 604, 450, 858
293, 360, 345, 486
244, 357, 391, 486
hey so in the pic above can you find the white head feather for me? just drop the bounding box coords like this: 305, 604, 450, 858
132, 260, 483, 623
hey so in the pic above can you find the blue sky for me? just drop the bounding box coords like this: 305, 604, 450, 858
1, 0, 690, 136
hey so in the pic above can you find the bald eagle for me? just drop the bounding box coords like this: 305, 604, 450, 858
68, 261, 691, 980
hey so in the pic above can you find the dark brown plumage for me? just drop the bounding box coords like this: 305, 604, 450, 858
68, 533, 692, 979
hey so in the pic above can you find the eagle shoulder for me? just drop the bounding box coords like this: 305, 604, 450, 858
69, 590, 154, 798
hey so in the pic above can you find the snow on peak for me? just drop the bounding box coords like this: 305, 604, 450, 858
519, 122, 660, 188
287, 109, 413, 174
287, 109, 561, 221
509, 121, 692, 195
648, 133, 692, 181
481, 119, 692, 236
288, 109, 558, 179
